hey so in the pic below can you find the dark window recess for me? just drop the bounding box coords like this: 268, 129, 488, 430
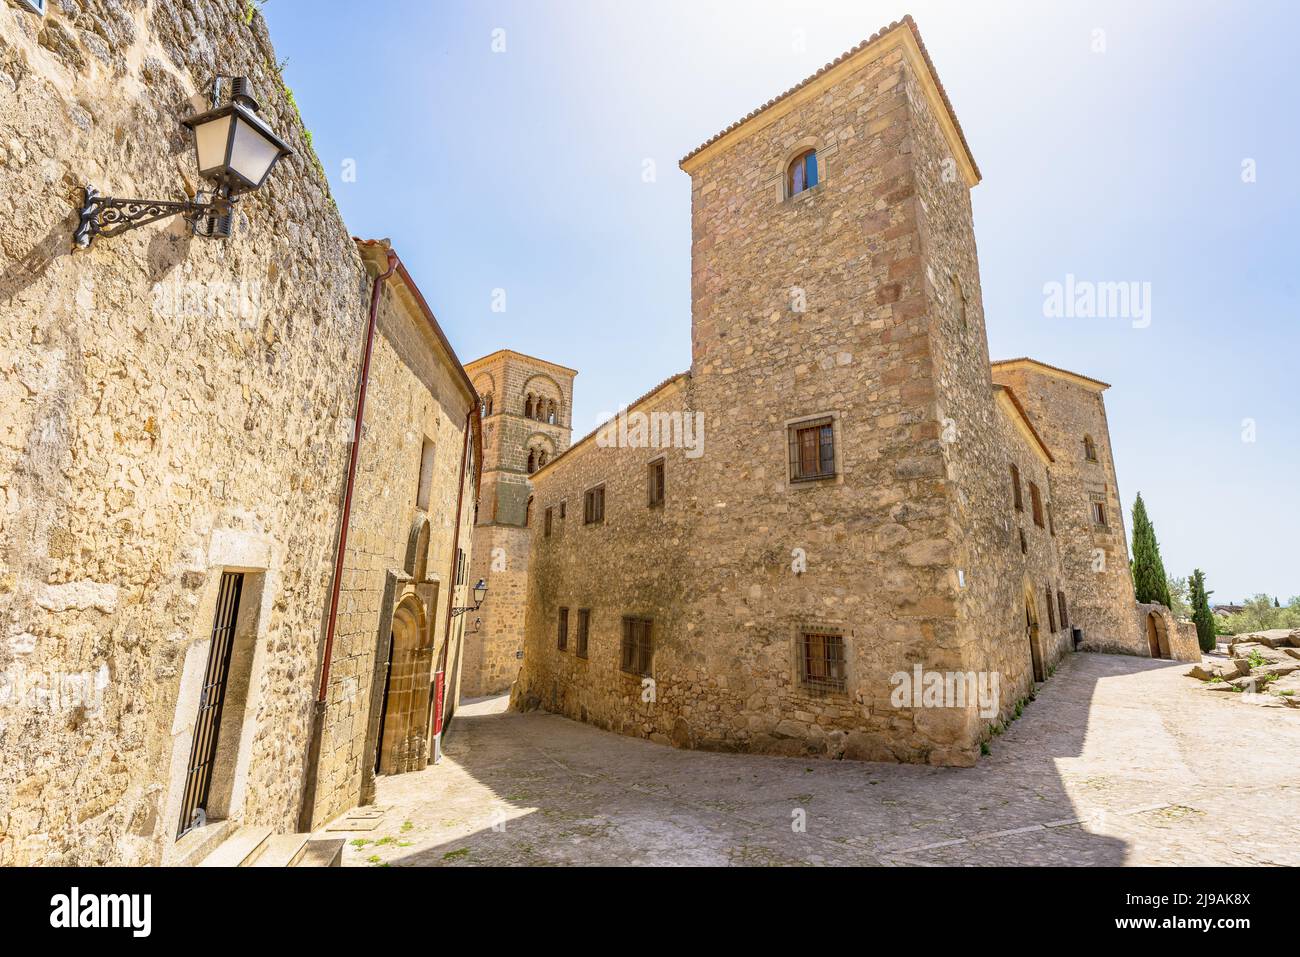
787, 148, 819, 196
177, 571, 244, 839
1091, 500, 1107, 527
621, 617, 653, 676
1057, 591, 1069, 631
584, 485, 605, 525
557, 607, 568, 651
789, 418, 836, 482
1047, 503, 1056, 536
559, 500, 566, 520
1084, 435, 1098, 462
1029, 482, 1044, 528
648, 459, 665, 507
1019, 528, 1028, 555
576, 609, 590, 659
799, 631, 846, 693
455, 548, 466, 586
1010, 464, 1023, 511
544, 507, 553, 538
1046, 587, 1057, 631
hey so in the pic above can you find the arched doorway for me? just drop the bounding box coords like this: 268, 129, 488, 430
1025, 590, 1045, 682
375, 595, 433, 774
1146, 611, 1171, 659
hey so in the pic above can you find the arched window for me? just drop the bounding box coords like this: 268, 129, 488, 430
547, 400, 557, 425
482, 392, 493, 416
787, 149, 818, 197
524, 395, 534, 419
1083, 435, 1097, 462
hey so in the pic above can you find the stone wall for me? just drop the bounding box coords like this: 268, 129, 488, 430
989, 361, 1140, 655
0, 0, 368, 864
309, 243, 478, 826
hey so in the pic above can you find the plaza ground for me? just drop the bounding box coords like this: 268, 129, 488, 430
325, 652, 1300, 866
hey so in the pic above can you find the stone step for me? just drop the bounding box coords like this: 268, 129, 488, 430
197, 825, 272, 867
250, 833, 312, 867
295, 839, 345, 867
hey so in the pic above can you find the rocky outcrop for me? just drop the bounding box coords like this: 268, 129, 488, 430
1185, 629, 1300, 708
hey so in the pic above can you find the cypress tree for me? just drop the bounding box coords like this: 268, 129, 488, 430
1131, 493, 1172, 607
1189, 569, 1216, 653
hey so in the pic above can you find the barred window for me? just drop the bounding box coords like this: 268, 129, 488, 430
799, 631, 846, 693
1057, 590, 1069, 631
788, 417, 836, 482
1091, 497, 1108, 527
584, 485, 605, 525
576, 609, 590, 659
1010, 464, 1023, 511
1029, 482, 1044, 528
557, 607, 568, 652
648, 458, 665, 507
620, 617, 653, 676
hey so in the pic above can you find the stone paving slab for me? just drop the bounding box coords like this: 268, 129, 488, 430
336, 652, 1300, 866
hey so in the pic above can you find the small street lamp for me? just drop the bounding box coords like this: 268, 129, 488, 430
451, 579, 488, 618
73, 76, 294, 248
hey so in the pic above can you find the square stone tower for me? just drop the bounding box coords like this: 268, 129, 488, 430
463, 350, 577, 696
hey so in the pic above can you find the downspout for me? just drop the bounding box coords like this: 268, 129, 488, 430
431, 406, 473, 754
297, 248, 398, 831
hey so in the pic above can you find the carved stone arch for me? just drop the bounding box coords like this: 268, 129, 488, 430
521, 372, 564, 422
404, 514, 431, 581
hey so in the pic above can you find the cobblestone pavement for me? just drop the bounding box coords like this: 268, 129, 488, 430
329, 652, 1300, 866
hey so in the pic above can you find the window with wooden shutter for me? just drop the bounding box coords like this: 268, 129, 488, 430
584, 485, 605, 525
648, 458, 665, 507
544, 507, 553, 538
788, 417, 836, 482
1011, 464, 1023, 511
557, 607, 568, 651
1046, 587, 1056, 631
799, 631, 846, 693
1029, 482, 1044, 528
576, 609, 590, 659
620, 617, 653, 676
1057, 591, 1069, 631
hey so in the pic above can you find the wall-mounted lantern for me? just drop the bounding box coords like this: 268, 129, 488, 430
450, 579, 488, 618
74, 77, 294, 249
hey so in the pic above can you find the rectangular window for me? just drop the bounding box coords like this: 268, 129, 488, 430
788, 417, 836, 482
799, 631, 846, 693
584, 485, 605, 525
416, 437, 436, 510
1057, 591, 1069, 631
559, 500, 566, 520
1091, 499, 1108, 527
1046, 587, 1057, 632
1010, 464, 1023, 511
544, 507, 553, 538
576, 609, 590, 659
557, 607, 568, 652
620, 617, 653, 676
1029, 482, 1044, 528
648, 458, 665, 507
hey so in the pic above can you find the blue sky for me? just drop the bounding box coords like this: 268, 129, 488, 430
262, 0, 1298, 602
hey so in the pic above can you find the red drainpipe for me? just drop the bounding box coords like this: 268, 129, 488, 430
317, 248, 398, 704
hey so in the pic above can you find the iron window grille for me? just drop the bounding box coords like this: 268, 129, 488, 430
177, 571, 244, 839
799, 631, 846, 694
788, 417, 836, 482
620, 617, 653, 676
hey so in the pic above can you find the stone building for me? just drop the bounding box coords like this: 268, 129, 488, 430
0, 1, 479, 865
512, 17, 1160, 766
461, 350, 575, 698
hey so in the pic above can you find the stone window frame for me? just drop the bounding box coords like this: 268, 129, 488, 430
583, 483, 606, 526
1089, 492, 1108, 528
785, 411, 843, 486
775, 139, 836, 205
647, 455, 666, 508
1083, 434, 1098, 462
793, 622, 850, 696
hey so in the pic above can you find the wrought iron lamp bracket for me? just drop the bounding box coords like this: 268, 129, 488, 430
73, 184, 234, 249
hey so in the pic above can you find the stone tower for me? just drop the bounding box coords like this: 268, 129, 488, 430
462, 350, 577, 697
